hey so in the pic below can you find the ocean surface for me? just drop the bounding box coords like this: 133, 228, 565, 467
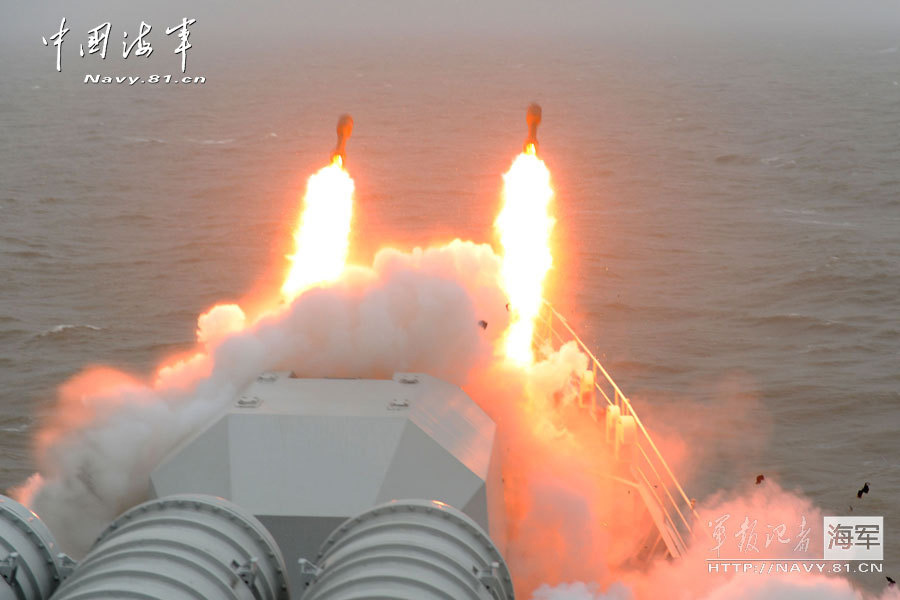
1, 28, 898, 590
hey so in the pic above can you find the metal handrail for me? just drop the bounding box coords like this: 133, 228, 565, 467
535, 301, 702, 553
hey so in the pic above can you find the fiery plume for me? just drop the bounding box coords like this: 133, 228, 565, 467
495, 110, 555, 364
280, 155, 355, 302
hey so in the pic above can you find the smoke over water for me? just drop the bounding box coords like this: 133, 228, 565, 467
13, 150, 897, 600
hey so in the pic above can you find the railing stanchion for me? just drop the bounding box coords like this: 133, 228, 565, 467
535, 299, 702, 559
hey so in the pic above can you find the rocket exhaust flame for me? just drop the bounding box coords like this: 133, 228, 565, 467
496, 104, 555, 365
280, 116, 356, 302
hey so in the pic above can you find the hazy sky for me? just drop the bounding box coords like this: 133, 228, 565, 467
4, 0, 900, 48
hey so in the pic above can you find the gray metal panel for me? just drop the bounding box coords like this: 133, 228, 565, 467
400, 373, 496, 479
484, 428, 508, 554
226, 414, 407, 516
256, 515, 347, 597
462, 485, 490, 539
149, 417, 232, 500
375, 419, 486, 527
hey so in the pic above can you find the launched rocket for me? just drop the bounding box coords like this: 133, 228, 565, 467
332, 113, 353, 163
524, 103, 542, 153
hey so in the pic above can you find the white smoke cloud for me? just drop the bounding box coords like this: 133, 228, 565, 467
196, 303, 246, 346
533, 576, 899, 600
20, 239, 508, 556
701, 575, 865, 600
532, 582, 633, 600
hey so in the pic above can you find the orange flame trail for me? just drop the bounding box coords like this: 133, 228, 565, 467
281, 155, 355, 302
495, 143, 555, 364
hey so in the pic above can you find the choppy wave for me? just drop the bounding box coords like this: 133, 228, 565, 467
123, 136, 167, 144
186, 138, 236, 145
36, 324, 104, 338
3, 249, 50, 259
0, 421, 31, 434
739, 312, 860, 336
714, 153, 757, 166
760, 155, 797, 168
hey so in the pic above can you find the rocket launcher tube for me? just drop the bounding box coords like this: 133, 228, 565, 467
304, 500, 515, 600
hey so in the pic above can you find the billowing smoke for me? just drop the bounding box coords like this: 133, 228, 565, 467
533, 576, 882, 600
16, 239, 508, 556
12, 223, 892, 600
533, 581, 633, 600
518, 479, 900, 600
15, 233, 895, 600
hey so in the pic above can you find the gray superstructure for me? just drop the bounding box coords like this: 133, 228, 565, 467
2, 372, 513, 600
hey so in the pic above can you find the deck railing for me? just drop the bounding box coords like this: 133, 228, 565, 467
535, 301, 702, 558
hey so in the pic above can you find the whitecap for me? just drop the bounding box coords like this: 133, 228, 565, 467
0, 423, 30, 433
187, 138, 235, 145
37, 324, 104, 337
124, 136, 167, 144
